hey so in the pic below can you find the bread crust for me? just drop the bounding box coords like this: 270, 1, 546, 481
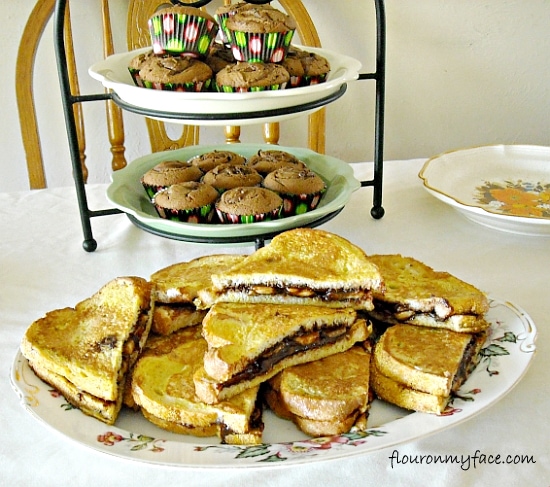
371, 324, 487, 414
263, 345, 372, 437
28, 359, 122, 424
20, 277, 153, 403
373, 325, 472, 396
370, 364, 449, 414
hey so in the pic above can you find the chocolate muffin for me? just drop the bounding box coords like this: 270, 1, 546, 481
152, 181, 219, 223
205, 42, 236, 91
263, 166, 327, 216
188, 150, 247, 173
247, 149, 306, 176
215, 2, 264, 44
141, 160, 203, 199
225, 5, 296, 63
216, 187, 283, 224
202, 164, 263, 192
128, 49, 155, 86
281, 46, 331, 87
139, 55, 213, 91
216, 62, 290, 92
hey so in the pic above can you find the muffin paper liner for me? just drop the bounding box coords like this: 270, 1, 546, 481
154, 202, 216, 223
216, 205, 283, 224
128, 67, 144, 87
227, 30, 295, 63
278, 189, 326, 216
141, 78, 211, 92
215, 12, 233, 45
149, 12, 219, 57
288, 73, 328, 88
216, 81, 288, 93
142, 183, 167, 200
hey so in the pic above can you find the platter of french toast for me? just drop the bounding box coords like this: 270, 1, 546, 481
12, 229, 537, 467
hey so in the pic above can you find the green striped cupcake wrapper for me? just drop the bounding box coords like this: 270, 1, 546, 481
227, 30, 295, 63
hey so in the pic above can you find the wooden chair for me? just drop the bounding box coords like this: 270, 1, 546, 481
16, 0, 326, 189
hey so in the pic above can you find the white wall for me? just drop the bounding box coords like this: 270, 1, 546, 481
2, 0, 549, 192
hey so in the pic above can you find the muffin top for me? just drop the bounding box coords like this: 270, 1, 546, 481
216, 62, 290, 89
215, 1, 264, 16
141, 160, 203, 187
150, 5, 216, 24
202, 164, 263, 191
188, 150, 246, 173
263, 166, 327, 195
205, 43, 236, 74
216, 187, 283, 216
153, 182, 219, 210
226, 6, 296, 33
139, 56, 213, 84
247, 149, 306, 175
282, 47, 331, 77
128, 50, 155, 70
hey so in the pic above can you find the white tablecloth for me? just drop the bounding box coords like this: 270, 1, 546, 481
2, 159, 548, 486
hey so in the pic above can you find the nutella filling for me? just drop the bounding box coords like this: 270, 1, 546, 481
372, 299, 478, 321
218, 399, 264, 444
228, 284, 371, 303
221, 324, 350, 389
451, 332, 486, 392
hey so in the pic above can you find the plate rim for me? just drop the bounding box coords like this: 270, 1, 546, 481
10, 297, 537, 469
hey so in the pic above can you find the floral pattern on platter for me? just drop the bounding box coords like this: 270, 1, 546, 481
474, 180, 550, 218
194, 430, 387, 463
97, 431, 166, 453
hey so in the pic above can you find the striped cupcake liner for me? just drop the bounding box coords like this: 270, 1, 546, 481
148, 12, 219, 57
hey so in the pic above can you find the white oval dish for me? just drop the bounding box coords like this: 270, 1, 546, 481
88, 46, 361, 126
11, 298, 536, 468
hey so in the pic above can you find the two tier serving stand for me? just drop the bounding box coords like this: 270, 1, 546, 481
53, 0, 386, 251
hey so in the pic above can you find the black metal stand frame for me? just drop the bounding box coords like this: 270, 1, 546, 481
53, 0, 386, 251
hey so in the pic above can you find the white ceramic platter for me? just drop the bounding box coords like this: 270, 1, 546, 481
106, 143, 361, 240
11, 298, 536, 469
88, 46, 361, 126
419, 145, 550, 236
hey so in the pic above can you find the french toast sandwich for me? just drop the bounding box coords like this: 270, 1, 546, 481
370, 324, 487, 414
193, 302, 371, 404
199, 229, 384, 311
20, 276, 154, 424
367, 254, 490, 333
